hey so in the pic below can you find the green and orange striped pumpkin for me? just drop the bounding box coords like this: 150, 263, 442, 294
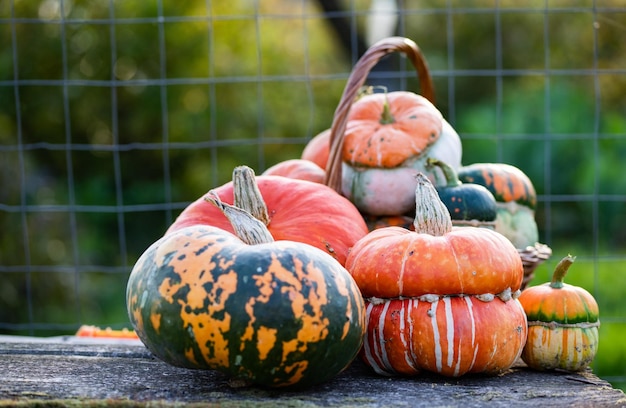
345, 173, 527, 377
457, 162, 538, 248
518, 255, 600, 372
127, 195, 366, 387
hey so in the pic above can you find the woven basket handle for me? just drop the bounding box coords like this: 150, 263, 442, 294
324, 36, 436, 192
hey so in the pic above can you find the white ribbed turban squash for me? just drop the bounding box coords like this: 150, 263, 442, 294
345, 173, 528, 377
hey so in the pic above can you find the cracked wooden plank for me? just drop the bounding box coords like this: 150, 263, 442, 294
0, 337, 625, 407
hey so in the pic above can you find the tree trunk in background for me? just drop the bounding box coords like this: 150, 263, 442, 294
315, 0, 403, 91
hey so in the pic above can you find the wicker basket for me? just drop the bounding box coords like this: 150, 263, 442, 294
322, 36, 551, 290
518, 242, 552, 290
324, 36, 436, 192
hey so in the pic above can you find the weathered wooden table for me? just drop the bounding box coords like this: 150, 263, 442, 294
1, 335, 624, 407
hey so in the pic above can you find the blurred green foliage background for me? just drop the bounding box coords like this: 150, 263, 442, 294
1, 0, 625, 391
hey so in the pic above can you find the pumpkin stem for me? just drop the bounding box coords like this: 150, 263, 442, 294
426, 158, 461, 187
205, 191, 275, 245
356, 85, 375, 100
413, 172, 453, 235
232, 165, 271, 226
550, 254, 576, 289
379, 90, 395, 125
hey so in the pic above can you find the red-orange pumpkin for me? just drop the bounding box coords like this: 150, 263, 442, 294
301, 129, 330, 170
262, 158, 325, 184
345, 173, 527, 377
167, 166, 368, 266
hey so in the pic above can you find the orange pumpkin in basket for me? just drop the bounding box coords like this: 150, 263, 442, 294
345, 173, 527, 377
340, 92, 464, 216
305, 37, 462, 216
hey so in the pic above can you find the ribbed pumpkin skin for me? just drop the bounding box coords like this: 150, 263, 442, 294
166, 175, 368, 266
520, 283, 600, 324
127, 225, 366, 388
342, 92, 443, 168
518, 281, 600, 371
346, 226, 524, 298
346, 227, 527, 377
457, 163, 538, 248
522, 325, 599, 372
362, 296, 527, 377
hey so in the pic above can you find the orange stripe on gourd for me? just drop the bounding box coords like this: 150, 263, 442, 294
457, 163, 539, 249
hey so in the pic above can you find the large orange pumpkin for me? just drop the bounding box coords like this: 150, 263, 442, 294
345, 173, 528, 377
167, 166, 368, 266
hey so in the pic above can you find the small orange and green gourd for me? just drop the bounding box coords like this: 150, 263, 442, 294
457, 162, 538, 249
518, 255, 600, 372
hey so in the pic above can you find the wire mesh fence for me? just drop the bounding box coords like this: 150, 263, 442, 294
1, 0, 625, 390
